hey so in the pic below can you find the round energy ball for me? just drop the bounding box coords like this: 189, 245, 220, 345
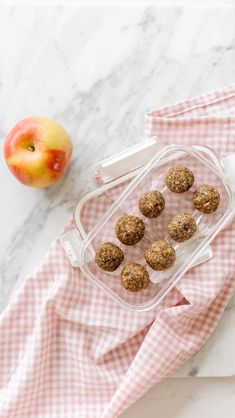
138, 190, 165, 218
95, 242, 124, 272
120, 263, 150, 292
193, 184, 220, 214
144, 240, 176, 271
115, 215, 145, 245
166, 165, 194, 193
168, 214, 197, 242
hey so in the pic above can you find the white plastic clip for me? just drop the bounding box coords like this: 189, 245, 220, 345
60, 229, 83, 267
190, 245, 213, 269
96, 137, 163, 184
220, 154, 235, 189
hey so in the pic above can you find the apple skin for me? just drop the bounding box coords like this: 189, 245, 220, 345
4, 116, 73, 188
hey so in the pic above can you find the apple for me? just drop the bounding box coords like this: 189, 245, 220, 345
4, 116, 73, 188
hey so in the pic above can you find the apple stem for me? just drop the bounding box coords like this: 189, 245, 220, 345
28, 145, 35, 151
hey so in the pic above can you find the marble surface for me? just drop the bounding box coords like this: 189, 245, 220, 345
0, 4, 235, 417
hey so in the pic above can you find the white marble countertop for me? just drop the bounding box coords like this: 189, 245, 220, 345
0, 4, 235, 417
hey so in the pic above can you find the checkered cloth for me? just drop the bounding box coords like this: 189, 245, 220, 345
1, 86, 235, 418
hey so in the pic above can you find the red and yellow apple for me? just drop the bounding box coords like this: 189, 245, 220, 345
4, 116, 73, 188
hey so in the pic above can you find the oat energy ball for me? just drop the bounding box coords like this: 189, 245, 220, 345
120, 263, 150, 292
193, 184, 220, 214
139, 191, 165, 218
166, 165, 194, 193
144, 240, 176, 271
95, 242, 124, 272
168, 214, 197, 242
115, 215, 145, 245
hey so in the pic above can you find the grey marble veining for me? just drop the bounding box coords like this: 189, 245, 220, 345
0, 4, 235, 379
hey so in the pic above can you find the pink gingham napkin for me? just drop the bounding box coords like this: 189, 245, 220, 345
1, 86, 235, 418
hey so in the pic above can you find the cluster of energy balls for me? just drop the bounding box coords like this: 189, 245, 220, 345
95, 165, 220, 293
